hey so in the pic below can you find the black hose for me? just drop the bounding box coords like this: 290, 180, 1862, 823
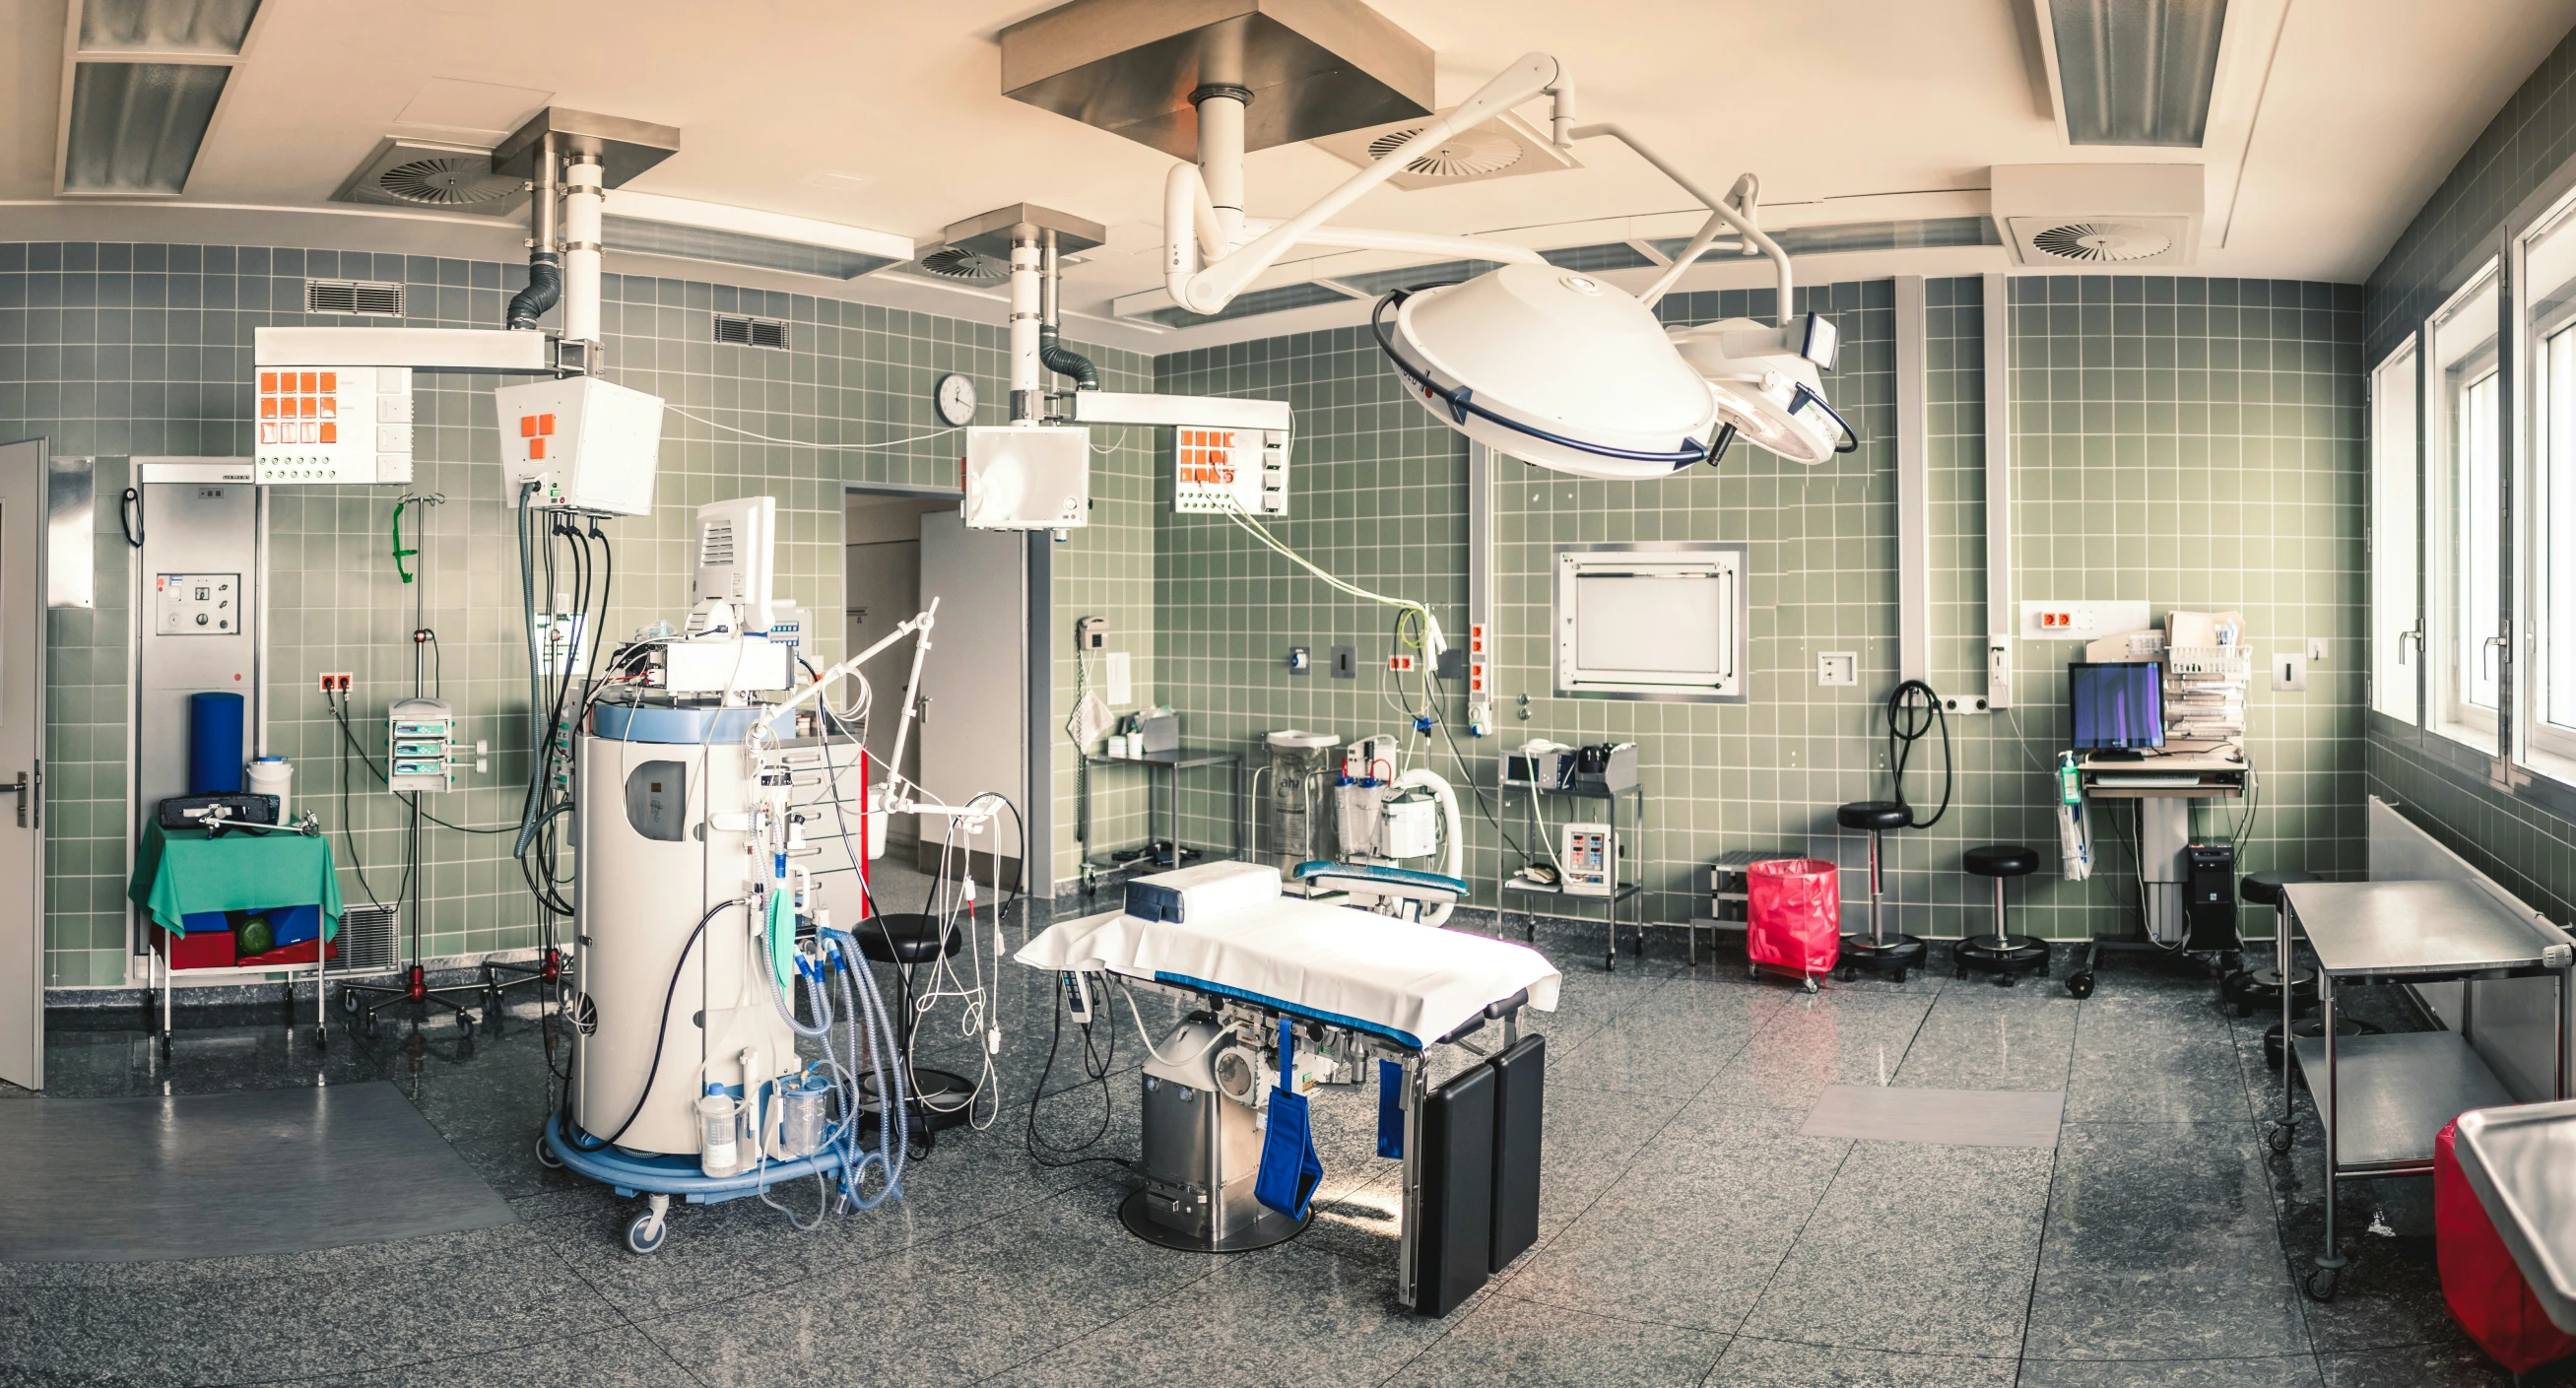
1039, 325, 1097, 391
585, 898, 743, 1150
1886, 679, 1953, 829
506, 252, 562, 331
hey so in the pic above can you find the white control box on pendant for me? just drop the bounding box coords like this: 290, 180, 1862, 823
497, 375, 665, 515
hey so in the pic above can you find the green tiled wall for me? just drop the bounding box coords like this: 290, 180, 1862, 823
1147, 273, 2365, 942
8, 240, 1144, 985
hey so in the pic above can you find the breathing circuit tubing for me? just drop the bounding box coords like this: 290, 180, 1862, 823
1886, 679, 1953, 829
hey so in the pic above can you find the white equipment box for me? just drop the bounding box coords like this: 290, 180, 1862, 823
253, 366, 414, 485
496, 375, 665, 516
656, 635, 794, 694
963, 425, 1089, 530
1560, 822, 1613, 896
1173, 427, 1289, 516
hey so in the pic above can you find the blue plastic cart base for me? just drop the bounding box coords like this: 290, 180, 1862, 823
539, 1110, 888, 1254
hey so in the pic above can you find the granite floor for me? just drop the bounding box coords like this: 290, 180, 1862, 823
0, 901, 2528, 1388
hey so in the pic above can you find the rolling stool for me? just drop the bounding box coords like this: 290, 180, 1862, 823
1834, 801, 1926, 982
853, 912, 978, 1142
2233, 870, 2378, 1069
1956, 845, 2049, 985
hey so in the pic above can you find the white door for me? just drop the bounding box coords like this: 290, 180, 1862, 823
917, 511, 1025, 870
0, 439, 49, 1091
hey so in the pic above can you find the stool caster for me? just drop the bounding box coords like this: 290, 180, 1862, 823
2304, 1265, 2341, 1302
2064, 971, 2096, 999
2264, 1016, 2381, 1070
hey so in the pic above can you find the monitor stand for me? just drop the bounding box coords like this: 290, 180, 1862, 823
2089, 748, 2147, 761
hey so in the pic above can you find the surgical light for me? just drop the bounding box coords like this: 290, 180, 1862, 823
1135, 48, 1852, 483
1374, 264, 1723, 481
1667, 314, 1857, 468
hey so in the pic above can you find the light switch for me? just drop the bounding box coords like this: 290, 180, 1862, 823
2272, 652, 2307, 693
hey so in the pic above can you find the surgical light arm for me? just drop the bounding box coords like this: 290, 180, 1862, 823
1161, 53, 1798, 328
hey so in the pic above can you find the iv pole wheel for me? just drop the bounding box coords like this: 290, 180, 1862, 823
2064, 971, 2095, 1000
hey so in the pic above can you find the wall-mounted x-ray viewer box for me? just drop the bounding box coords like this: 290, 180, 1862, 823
47, 454, 92, 609
1554, 543, 1748, 703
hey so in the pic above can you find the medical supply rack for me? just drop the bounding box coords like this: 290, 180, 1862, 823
2272, 880, 2576, 1301
1076, 746, 1247, 893
1495, 755, 1646, 971
1683, 849, 1793, 966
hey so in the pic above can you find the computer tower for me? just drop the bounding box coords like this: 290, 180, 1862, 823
2184, 840, 2238, 951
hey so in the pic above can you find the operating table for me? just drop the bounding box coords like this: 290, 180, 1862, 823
1017, 863, 1560, 1314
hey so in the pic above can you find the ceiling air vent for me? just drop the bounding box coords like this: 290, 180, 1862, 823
305, 279, 404, 317
1312, 109, 1579, 191
911, 244, 1010, 282
331, 138, 525, 219
2024, 222, 2173, 263
714, 314, 788, 350
1992, 164, 2203, 267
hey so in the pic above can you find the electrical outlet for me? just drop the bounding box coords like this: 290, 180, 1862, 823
1816, 652, 1858, 687
2019, 600, 2151, 640
318, 672, 351, 693
2273, 652, 2307, 693
1288, 646, 1311, 675
1388, 653, 1417, 673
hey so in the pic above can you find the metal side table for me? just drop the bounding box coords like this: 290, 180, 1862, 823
2271, 880, 2576, 1301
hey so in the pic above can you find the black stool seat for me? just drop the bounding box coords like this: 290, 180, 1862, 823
1964, 844, 2039, 878
1838, 800, 1912, 832
2241, 869, 2321, 907
853, 912, 961, 966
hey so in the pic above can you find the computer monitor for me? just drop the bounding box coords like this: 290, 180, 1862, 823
2069, 661, 2165, 751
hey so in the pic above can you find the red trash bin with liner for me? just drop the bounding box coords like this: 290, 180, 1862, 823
1747, 857, 1840, 983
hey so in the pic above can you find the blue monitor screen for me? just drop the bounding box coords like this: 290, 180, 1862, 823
2070, 661, 2165, 751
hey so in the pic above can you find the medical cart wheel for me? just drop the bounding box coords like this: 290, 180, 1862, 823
623, 1210, 667, 1256
534, 1132, 563, 1169
2065, 971, 2095, 999
1801, 974, 1819, 995
340, 988, 361, 1015
1835, 963, 1857, 982
2304, 1266, 2340, 1301
311, 1024, 328, 1050
2267, 1123, 2295, 1155
362, 1012, 380, 1038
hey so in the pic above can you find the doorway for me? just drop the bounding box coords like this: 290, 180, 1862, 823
842, 487, 1038, 891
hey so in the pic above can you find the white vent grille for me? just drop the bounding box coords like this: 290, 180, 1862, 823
2022, 221, 2175, 263
1310, 109, 1579, 191
714, 313, 788, 349
305, 279, 404, 317
699, 520, 735, 566
913, 245, 1009, 282
1363, 125, 1524, 178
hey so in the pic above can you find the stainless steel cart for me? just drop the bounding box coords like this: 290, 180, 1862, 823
2272, 880, 2576, 1301
1495, 754, 1646, 972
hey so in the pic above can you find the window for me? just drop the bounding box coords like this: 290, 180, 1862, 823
2521, 195, 2576, 768
2370, 342, 2419, 724
2427, 263, 2501, 750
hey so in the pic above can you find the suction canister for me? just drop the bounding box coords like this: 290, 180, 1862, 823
777, 1074, 830, 1158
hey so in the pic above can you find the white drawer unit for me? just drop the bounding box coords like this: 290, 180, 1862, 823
253, 366, 414, 485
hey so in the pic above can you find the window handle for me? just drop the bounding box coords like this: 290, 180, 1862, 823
2399, 627, 2422, 665
2485, 633, 2510, 678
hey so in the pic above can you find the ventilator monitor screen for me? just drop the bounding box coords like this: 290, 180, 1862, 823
2069, 661, 2165, 750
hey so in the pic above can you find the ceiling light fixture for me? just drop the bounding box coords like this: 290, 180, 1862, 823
55, 0, 267, 197
2046, 0, 2229, 147
1161, 52, 1849, 480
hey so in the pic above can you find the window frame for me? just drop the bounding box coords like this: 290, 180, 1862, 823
2425, 260, 2505, 755
2518, 187, 2576, 776
2368, 338, 2421, 728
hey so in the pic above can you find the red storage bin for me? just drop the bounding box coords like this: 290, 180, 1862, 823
162, 927, 235, 970
1747, 858, 1839, 981
2436, 1117, 2576, 1375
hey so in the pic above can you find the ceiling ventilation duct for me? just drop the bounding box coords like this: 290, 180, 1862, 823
1992, 164, 2204, 267
2045, 0, 2229, 147
333, 138, 526, 216
1310, 109, 1580, 190
910, 245, 1011, 283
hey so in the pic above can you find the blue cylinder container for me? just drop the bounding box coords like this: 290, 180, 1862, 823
188, 692, 245, 795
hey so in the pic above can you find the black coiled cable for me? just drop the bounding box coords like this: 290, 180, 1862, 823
1886, 679, 1953, 829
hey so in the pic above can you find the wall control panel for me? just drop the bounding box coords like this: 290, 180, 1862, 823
254, 366, 414, 485
156, 573, 240, 634
1172, 427, 1289, 516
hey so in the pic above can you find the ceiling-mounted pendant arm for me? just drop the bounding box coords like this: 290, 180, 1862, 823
1253, 223, 1548, 266
1575, 124, 1792, 319
1168, 51, 1567, 315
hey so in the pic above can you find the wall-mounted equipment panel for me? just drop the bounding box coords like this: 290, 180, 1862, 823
1554, 543, 1748, 703
252, 366, 413, 485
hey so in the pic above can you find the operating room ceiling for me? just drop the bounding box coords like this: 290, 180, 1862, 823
3, 0, 2570, 352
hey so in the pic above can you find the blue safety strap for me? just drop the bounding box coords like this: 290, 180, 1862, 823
1277, 1018, 1292, 1089
1376, 1060, 1404, 1159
